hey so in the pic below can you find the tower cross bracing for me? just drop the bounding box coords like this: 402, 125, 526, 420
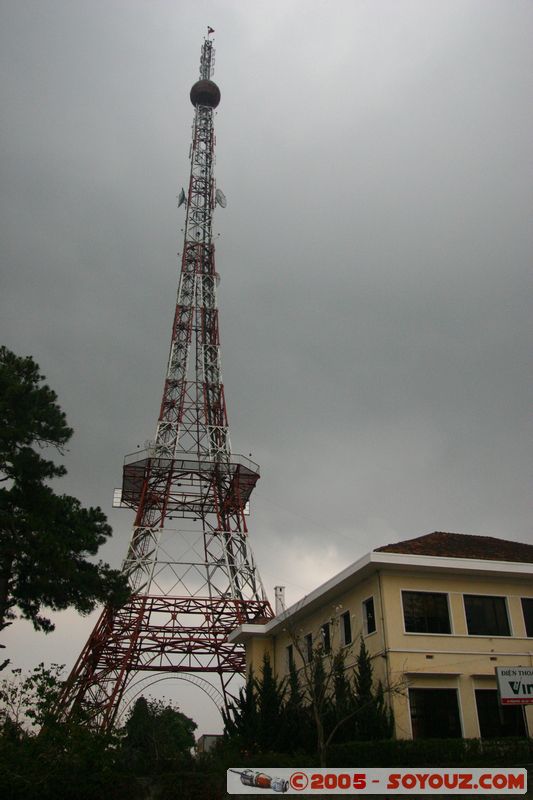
56, 36, 273, 731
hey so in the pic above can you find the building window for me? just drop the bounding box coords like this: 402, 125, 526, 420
286, 644, 294, 670
521, 598, 533, 637
363, 596, 376, 634
321, 622, 331, 654
464, 595, 510, 636
402, 591, 451, 634
409, 688, 462, 739
341, 611, 352, 646
304, 633, 313, 663
475, 690, 526, 738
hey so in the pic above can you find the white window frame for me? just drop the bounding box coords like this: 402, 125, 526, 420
462, 592, 513, 638
407, 685, 464, 740
340, 610, 352, 647
304, 632, 313, 663
320, 621, 331, 654
362, 595, 377, 636
286, 643, 294, 671
520, 596, 533, 638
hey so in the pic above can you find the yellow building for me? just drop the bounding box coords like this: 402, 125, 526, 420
229, 532, 533, 740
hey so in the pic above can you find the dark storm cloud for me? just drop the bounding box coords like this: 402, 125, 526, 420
1, 0, 532, 731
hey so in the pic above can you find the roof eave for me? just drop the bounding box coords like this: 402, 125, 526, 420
240, 551, 533, 639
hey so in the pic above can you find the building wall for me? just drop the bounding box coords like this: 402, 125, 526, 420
380, 569, 533, 738
243, 565, 533, 740
274, 574, 386, 678
246, 574, 387, 686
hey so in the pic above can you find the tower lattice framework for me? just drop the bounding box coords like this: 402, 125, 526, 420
57, 36, 273, 731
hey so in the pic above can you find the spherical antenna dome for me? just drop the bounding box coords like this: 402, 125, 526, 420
190, 79, 221, 108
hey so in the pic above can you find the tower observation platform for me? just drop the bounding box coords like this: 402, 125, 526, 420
117, 449, 260, 517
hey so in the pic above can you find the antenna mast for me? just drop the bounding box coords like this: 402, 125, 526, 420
56, 35, 273, 730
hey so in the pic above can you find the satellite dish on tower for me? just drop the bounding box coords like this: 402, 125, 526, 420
215, 188, 227, 208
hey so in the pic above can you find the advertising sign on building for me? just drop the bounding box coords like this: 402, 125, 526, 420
496, 666, 533, 705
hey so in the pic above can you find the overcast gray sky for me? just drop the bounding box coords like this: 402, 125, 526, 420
1, 0, 532, 734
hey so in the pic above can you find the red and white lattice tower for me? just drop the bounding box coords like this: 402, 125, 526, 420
57, 35, 273, 730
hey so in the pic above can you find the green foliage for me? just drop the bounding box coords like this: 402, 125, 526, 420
286, 654, 303, 708
0, 676, 200, 800
0, 663, 528, 800
330, 649, 357, 744
352, 637, 394, 740
0, 662, 64, 730
122, 695, 197, 773
310, 646, 328, 712
326, 736, 532, 767
223, 655, 287, 753
0, 719, 133, 800
256, 653, 286, 752
222, 667, 258, 748
0, 663, 131, 800
0, 346, 129, 637
353, 635, 372, 701
332, 651, 352, 719
0, 347, 72, 482
282, 656, 314, 753
224, 639, 395, 761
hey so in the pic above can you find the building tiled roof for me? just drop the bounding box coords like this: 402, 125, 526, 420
375, 531, 533, 564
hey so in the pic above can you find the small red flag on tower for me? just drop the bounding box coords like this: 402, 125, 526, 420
207, 26, 215, 35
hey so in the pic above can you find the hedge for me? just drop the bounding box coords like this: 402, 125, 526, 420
326, 737, 533, 767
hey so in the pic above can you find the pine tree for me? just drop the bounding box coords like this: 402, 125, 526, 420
353, 636, 393, 740
302, 644, 335, 765
281, 656, 313, 752
123, 696, 196, 771
331, 650, 355, 743
223, 655, 288, 753
256, 653, 285, 752
0, 347, 129, 657
222, 668, 259, 751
